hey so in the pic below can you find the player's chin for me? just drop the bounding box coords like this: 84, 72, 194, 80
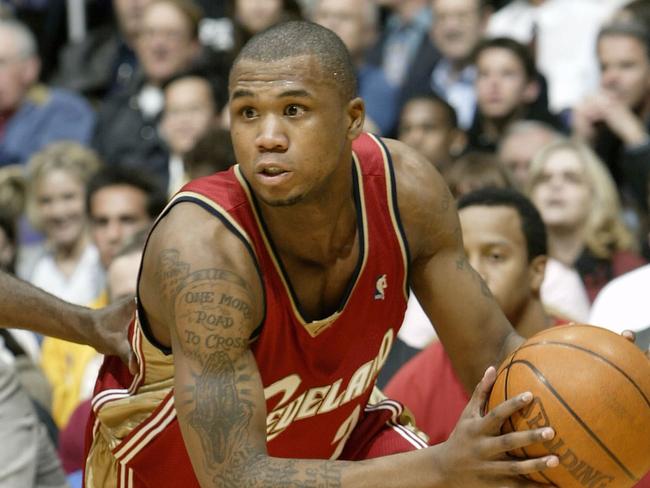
258, 191, 306, 207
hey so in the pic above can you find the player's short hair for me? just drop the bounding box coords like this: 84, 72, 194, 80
232, 20, 357, 101
473, 37, 536, 81
458, 187, 548, 262
86, 166, 168, 220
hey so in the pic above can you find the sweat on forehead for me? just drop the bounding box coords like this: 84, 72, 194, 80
231, 20, 358, 100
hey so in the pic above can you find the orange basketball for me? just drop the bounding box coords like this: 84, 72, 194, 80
487, 324, 650, 488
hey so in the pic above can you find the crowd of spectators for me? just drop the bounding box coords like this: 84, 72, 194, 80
0, 0, 648, 486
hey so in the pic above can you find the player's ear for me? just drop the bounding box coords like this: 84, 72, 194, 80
528, 254, 547, 295
346, 97, 365, 140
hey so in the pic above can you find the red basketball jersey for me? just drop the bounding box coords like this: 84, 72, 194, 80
85, 133, 411, 485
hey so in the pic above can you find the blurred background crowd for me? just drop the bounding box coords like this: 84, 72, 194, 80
0, 0, 648, 486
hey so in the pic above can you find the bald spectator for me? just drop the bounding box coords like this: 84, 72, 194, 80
93, 0, 203, 187
0, 19, 95, 167
311, 0, 399, 134
497, 120, 561, 189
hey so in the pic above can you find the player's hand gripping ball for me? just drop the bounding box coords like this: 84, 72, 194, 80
488, 324, 650, 488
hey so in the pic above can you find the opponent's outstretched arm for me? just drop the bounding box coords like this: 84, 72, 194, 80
0, 270, 133, 361
139, 202, 557, 488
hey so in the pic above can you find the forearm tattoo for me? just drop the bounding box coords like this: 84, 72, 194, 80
157, 248, 344, 487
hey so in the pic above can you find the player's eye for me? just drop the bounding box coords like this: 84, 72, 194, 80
241, 107, 258, 119
284, 104, 305, 117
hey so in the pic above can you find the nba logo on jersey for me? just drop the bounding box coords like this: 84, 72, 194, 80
374, 274, 388, 300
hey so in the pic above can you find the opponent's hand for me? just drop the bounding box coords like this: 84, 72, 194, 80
91, 297, 136, 372
437, 367, 558, 487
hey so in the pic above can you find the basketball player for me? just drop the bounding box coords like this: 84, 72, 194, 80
0, 20, 644, 485
82, 20, 563, 487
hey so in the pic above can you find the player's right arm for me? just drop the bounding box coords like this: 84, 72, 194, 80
139, 203, 556, 487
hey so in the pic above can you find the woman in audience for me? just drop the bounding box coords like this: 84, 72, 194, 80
526, 138, 646, 302
22, 142, 104, 306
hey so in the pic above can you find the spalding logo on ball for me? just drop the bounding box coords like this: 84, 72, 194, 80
488, 324, 650, 488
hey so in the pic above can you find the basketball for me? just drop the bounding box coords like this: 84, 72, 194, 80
487, 324, 650, 488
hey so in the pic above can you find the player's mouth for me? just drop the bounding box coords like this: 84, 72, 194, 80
255, 163, 292, 185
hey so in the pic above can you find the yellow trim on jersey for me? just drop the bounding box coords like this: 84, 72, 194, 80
234, 164, 369, 338
367, 133, 410, 302
168, 189, 257, 256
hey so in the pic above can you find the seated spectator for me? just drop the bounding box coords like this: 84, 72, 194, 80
0, 19, 95, 167
467, 37, 563, 152
87, 165, 167, 274
183, 126, 235, 180
160, 71, 222, 194
93, 0, 204, 187
572, 21, 650, 214
39, 165, 166, 429
22, 142, 104, 307
400, 0, 491, 130
486, 0, 621, 113
51, 0, 154, 100
397, 93, 466, 171
497, 120, 562, 189
311, 0, 399, 135
442, 151, 515, 199
526, 138, 646, 302
384, 188, 556, 443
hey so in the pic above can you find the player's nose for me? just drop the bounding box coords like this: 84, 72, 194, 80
255, 115, 288, 152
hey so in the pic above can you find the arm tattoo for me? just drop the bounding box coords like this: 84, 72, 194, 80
161, 248, 345, 486
189, 351, 253, 466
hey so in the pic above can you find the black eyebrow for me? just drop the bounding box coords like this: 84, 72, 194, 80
278, 89, 312, 99
231, 89, 255, 100
230, 88, 313, 100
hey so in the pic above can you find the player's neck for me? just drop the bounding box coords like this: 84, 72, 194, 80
260, 186, 358, 265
